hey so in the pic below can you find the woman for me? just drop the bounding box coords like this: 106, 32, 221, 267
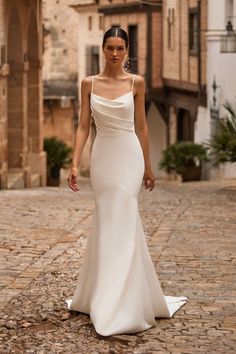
66, 27, 187, 336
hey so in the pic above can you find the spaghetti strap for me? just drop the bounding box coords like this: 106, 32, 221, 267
131, 74, 135, 92
91, 75, 95, 94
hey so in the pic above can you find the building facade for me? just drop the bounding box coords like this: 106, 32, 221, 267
0, 0, 46, 189
162, 0, 208, 148
195, 0, 236, 178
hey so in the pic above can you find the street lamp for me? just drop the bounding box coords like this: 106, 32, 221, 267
220, 20, 236, 53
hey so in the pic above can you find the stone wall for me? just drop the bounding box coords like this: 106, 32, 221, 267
0, 0, 46, 189
42, 0, 79, 87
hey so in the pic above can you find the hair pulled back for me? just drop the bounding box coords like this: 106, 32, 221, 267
102, 27, 129, 49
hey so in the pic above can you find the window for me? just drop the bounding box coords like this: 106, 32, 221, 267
128, 25, 138, 73
86, 45, 99, 76
189, 8, 199, 55
167, 8, 175, 50
99, 15, 104, 31
88, 16, 92, 31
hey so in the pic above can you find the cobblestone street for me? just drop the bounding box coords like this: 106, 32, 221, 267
0, 178, 236, 353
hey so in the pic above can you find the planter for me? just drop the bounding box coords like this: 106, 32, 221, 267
181, 165, 201, 182
44, 137, 72, 187
159, 142, 208, 183
47, 166, 61, 186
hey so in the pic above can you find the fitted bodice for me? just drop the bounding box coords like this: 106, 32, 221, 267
90, 75, 135, 136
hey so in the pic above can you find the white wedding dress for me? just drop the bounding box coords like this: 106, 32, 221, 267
65, 75, 187, 336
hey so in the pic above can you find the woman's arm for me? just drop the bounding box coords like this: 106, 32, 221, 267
134, 75, 156, 191
68, 77, 92, 191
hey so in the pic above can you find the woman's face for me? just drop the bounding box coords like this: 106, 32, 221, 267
103, 36, 128, 67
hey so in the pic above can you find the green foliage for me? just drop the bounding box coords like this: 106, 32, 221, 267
207, 101, 236, 166
159, 141, 208, 174
43, 137, 72, 169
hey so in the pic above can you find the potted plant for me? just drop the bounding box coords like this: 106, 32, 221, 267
207, 101, 236, 166
159, 141, 208, 182
44, 137, 72, 186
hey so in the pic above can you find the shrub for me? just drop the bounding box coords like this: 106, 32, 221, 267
159, 141, 208, 175
207, 101, 236, 166
44, 137, 72, 171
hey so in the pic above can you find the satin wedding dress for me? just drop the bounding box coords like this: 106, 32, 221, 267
65, 74, 187, 336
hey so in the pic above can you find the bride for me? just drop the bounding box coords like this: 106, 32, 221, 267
66, 26, 187, 336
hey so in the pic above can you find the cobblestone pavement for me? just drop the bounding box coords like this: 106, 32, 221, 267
0, 177, 236, 354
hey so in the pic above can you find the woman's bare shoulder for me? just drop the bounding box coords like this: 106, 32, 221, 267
82, 76, 93, 85
132, 74, 145, 93
133, 74, 144, 84
81, 76, 93, 93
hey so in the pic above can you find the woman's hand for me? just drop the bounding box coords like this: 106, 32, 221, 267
67, 166, 80, 192
144, 168, 156, 191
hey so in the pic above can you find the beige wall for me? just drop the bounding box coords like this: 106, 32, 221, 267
76, 9, 104, 94
147, 103, 167, 178
42, 0, 79, 82
43, 103, 75, 148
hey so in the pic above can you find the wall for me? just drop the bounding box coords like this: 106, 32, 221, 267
43, 102, 75, 148
147, 103, 167, 178
76, 10, 104, 95
42, 0, 79, 84
0, 0, 46, 189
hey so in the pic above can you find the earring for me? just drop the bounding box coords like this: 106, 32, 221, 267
125, 57, 130, 70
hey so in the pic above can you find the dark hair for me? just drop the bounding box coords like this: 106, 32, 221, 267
102, 27, 129, 49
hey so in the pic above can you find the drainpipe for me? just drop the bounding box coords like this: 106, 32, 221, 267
197, 0, 202, 100
146, 7, 152, 93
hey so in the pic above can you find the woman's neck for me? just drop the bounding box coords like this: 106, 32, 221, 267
101, 64, 127, 78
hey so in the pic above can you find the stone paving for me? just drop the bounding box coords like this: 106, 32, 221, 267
0, 177, 236, 353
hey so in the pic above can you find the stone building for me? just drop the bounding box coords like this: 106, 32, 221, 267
42, 0, 79, 149
162, 0, 208, 146
195, 0, 236, 178
0, 0, 46, 189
